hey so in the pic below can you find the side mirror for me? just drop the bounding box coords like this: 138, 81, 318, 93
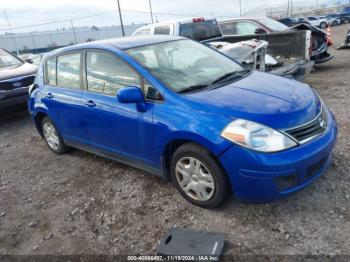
254, 28, 266, 34
25, 58, 33, 64
117, 86, 145, 104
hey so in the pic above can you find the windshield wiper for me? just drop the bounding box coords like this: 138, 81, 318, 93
178, 84, 209, 94
211, 69, 251, 85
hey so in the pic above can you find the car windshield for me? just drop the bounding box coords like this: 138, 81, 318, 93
126, 39, 246, 93
256, 18, 288, 32
179, 20, 222, 41
0, 49, 23, 69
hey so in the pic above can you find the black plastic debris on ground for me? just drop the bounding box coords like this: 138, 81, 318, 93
157, 227, 225, 257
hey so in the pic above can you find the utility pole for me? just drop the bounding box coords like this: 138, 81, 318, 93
116, 0, 125, 37
290, 0, 293, 17
149, 0, 154, 23
3, 10, 19, 55
239, 0, 242, 17
287, 0, 290, 17
70, 20, 78, 44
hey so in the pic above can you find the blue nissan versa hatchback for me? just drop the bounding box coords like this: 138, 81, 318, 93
29, 36, 337, 208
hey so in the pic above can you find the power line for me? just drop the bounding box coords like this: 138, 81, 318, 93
0, 11, 116, 32
0, 8, 233, 33
3, 10, 18, 54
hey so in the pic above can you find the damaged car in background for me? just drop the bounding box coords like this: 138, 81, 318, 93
132, 17, 316, 81
218, 17, 333, 64
207, 38, 312, 81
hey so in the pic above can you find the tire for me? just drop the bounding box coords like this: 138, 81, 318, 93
320, 22, 327, 29
41, 117, 69, 154
331, 21, 338, 26
170, 143, 229, 208
344, 18, 349, 24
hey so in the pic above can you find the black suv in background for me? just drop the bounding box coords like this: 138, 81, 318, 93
0, 49, 37, 112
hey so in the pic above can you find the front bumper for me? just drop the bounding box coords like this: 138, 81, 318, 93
0, 87, 29, 110
219, 108, 337, 202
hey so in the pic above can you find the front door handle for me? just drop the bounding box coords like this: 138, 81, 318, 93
84, 100, 96, 108
46, 92, 53, 99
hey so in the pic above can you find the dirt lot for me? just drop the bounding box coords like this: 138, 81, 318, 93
1, 25, 350, 257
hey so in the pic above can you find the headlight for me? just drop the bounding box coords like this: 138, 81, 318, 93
221, 119, 297, 152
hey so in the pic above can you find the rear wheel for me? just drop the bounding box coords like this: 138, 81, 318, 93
170, 143, 229, 208
41, 117, 69, 154
344, 18, 350, 24
331, 21, 338, 26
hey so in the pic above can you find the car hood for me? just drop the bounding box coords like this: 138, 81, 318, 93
0, 62, 37, 81
183, 70, 321, 130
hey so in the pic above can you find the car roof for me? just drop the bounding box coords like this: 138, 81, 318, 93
140, 17, 216, 26
46, 35, 185, 57
132, 17, 217, 34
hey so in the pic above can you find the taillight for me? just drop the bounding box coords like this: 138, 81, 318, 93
192, 17, 205, 23
309, 36, 314, 56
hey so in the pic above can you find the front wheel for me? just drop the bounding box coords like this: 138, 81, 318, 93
331, 21, 338, 26
320, 22, 327, 28
170, 143, 229, 208
41, 117, 70, 154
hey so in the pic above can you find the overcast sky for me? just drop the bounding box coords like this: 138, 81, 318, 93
0, 0, 346, 33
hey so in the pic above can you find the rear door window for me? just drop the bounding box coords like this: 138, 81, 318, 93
220, 21, 264, 35
56, 53, 81, 89
220, 22, 235, 35
86, 51, 140, 96
235, 21, 261, 35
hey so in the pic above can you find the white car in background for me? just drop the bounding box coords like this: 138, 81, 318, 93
305, 16, 329, 28
319, 16, 341, 26
132, 17, 222, 41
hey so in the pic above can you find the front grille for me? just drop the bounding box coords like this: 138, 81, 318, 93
305, 158, 327, 181
0, 75, 35, 91
284, 106, 327, 143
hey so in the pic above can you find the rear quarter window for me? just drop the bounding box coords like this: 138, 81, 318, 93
46, 57, 57, 85
154, 26, 171, 35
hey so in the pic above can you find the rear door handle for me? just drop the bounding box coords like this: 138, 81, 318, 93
45, 92, 53, 99
84, 100, 96, 108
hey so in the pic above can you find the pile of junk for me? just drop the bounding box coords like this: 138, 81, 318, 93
204, 23, 334, 82
208, 39, 312, 81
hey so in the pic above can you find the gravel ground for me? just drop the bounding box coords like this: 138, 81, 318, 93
0, 25, 350, 257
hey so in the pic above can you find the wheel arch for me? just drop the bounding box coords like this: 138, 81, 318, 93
33, 111, 48, 137
160, 133, 231, 181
